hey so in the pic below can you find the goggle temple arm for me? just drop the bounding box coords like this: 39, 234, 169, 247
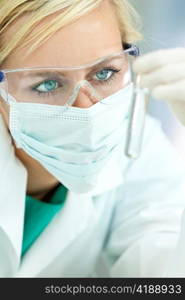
0, 71, 5, 83
123, 43, 140, 57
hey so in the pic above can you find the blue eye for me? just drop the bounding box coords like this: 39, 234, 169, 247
95, 69, 113, 81
35, 80, 59, 93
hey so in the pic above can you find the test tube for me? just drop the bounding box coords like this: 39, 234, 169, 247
125, 75, 149, 159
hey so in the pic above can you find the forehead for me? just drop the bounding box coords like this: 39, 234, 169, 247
3, 0, 123, 69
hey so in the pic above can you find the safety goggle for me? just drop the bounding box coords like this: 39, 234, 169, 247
0, 44, 149, 158
0, 44, 139, 105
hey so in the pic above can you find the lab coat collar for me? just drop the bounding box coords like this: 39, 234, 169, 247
16, 190, 96, 277
16, 146, 127, 277
16, 163, 126, 277
0, 115, 27, 276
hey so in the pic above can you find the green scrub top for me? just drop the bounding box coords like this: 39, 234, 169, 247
21, 184, 68, 257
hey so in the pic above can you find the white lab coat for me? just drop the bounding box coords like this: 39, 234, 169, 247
1, 113, 185, 278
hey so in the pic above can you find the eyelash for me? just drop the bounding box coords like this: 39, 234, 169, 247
32, 66, 121, 97
92, 67, 121, 85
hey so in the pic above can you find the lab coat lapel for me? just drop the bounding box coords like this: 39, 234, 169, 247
0, 115, 27, 276
16, 190, 95, 277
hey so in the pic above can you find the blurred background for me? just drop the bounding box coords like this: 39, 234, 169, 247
130, 0, 185, 160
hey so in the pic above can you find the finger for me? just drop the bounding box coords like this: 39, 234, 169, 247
139, 62, 185, 89
133, 47, 185, 74
152, 79, 185, 102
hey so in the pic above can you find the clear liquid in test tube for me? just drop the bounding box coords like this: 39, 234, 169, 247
125, 75, 150, 159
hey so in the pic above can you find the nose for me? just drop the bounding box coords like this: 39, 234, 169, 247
72, 86, 100, 108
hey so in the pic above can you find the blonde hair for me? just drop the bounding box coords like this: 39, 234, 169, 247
0, 0, 142, 65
